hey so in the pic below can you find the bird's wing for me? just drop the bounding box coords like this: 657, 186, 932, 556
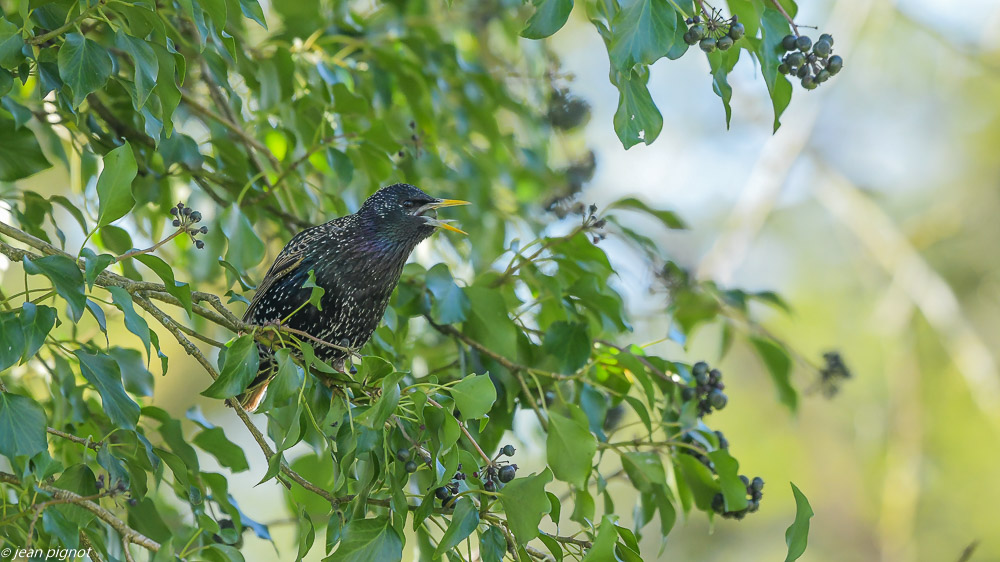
243, 223, 334, 322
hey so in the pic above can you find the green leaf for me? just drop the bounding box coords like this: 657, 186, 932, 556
19, 302, 55, 364
621, 451, 666, 493
433, 497, 480, 557
74, 349, 141, 430
0, 116, 52, 181
80, 249, 114, 290
612, 67, 662, 149
708, 449, 748, 512
221, 205, 265, 273
784, 482, 814, 562
95, 142, 138, 228
449, 373, 496, 420
23, 255, 86, 322
608, 197, 686, 229
202, 335, 260, 399
521, 0, 574, 39
426, 263, 469, 325
542, 321, 591, 374
479, 526, 507, 562
2, 96, 31, 128
134, 254, 193, 317
0, 393, 48, 459
193, 427, 250, 472
675, 454, 720, 511
304, 269, 325, 311
0, 17, 25, 68
325, 516, 403, 562
114, 32, 158, 109
546, 405, 596, 487
106, 286, 151, 361
750, 336, 797, 411
463, 286, 516, 359
57, 33, 113, 107
608, 0, 680, 70
238, 0, 268, 28
580, 516, 617, 562
0, 311, 25, 371
758, 8, 794, 131
707, 47, 740, 128
499, 468, 553, 545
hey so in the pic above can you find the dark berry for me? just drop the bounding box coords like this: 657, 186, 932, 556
169, 207, 179, 216
127, 498, 137, 506
795, 35, 812, 52
405, 461, 418, 473
681, 387, 697, 402
748, 499, 760, 512
751, 476, 764, 492
728, 23, 745, 41
484, 480, 496, 492
715, 430, 729, 449
699, 37, 717, 53
709, 391, 727, 410
708, 368, 722, 386
781, 34, 798, 51
501, 444, 515, 457
717, 35, 734, 51
739, 474, 750, 487
786, 52, 805, 68
435, 486, 450, 500
190, 211, 202, 222
689, 25, 705, 42
711, 492, 725, 513
778, 63, 790, 75
694, 370, 709, 386
813, 40, 831, 58
819, 33, 834, 46
498, 465, 517, 483
683, 30, 698, 46
199, 226, 208, 234
172, 219, 181, 227
796, 65, 809, 79
692, 361, 708, 377
396, 448, 411, 462
826, 55, 843, 75
815, 69, 830, 83
195, 240, 205, 249
182, 206, 192, 216
801, 75, 817, 90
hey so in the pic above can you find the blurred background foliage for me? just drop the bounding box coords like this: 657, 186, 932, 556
0, 0, 998, 560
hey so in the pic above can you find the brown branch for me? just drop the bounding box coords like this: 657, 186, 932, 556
769, 0, 800, 35
426, 397, 492, 463
0, 471, 161, 552
47, 427, 102, 450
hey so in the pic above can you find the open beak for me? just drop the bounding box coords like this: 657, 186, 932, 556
421, 198, 470, 235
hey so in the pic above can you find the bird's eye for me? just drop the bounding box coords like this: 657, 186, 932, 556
402, 200, 417, 209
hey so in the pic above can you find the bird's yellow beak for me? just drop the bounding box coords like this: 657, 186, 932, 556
424, 199, 470, 235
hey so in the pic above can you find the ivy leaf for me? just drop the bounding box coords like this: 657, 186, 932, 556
95, 142, 138, 229
134, 254, 193, 317
74, 349, 141, 430
608, 0, 680, 70
19, 302, 56, 364
784, 483, 814, 562
758, 8, 794, 131
546, 405, 596, 487
608, 197, 686, 229
580, 516, 617, 561
463, 286, 516, 359
433, 497, 480, 557
479, 526, 507, 562
221, 205, 265, 273
106, 286, 151, 361
621, 451, 666, 493
449, 373, 496, 420
80, 248, 115, 290
426, 263, 469, 325
542, 321, 591, 374
675, 454, 721, 511
57, 33, 113, 106
193, 427, 250, 472
750, 336, 797, 411
612, 67, 662, 149
707, 48, 741, 128
708, 449, 749, 512
238, 0, 268, 29
326, 516, 403, 562
23, 255, 87, 322
499, 468, 553, 545
0, 17, 25, 68
0, 116, 52, 181
114, 32, 159, 109
201, 335, 260, 399
304, 269, 325, 311
0, 393, 48, 459
0, 311, 25, 371
521, 0, 574, 39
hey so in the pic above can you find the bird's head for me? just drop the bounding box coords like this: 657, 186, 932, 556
358, 183, 469, 247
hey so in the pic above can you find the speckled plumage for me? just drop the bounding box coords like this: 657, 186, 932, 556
237, 183, 462, 411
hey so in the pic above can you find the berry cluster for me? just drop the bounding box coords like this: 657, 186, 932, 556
396, 448, 420, 473
169, 202, 209, 249
711, 475, 764, 519
819, 350, 851, 397
683, 11, 745, 53
473, 444, 518, 493
778, 33, 843, 90
680, 361, 728, 417
434, 462, 471, 507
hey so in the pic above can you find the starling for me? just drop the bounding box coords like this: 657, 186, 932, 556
237, 183, 468, 411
